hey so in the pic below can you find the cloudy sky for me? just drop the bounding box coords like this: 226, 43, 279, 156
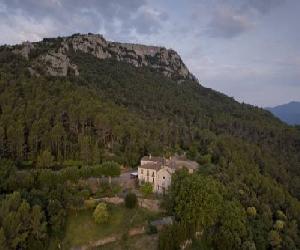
0, 0, 299, 107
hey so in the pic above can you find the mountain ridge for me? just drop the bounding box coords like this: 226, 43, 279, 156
9, 33, 197, 82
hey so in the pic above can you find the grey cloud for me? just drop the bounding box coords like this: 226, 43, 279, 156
198, 0, 284, 39
3, 0, 145, 17
206, 7, 253, 38
240, 0, 285, 14
1, 0, 168, 44
129, 7, 169, 35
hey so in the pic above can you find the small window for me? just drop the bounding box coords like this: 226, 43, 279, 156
141, 169, 144, 174
152, 178, 154, 183
163, 176, 165, 179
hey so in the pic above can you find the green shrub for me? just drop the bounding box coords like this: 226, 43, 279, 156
125, 193, 138, 209
84, 199, 97, 209
93, 202, 109, 224
274, 220, 285, 231
268, 230, 282, 248
80, 189, 91, 199
246, 207, 257, 217
199, 154, 212, 165
140, 183, 153, 197
111, 185, 122, 196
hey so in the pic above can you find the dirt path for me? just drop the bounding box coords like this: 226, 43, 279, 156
71, 226, 145, 250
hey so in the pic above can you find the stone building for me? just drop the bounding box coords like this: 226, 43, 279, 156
138, 155, 198, 194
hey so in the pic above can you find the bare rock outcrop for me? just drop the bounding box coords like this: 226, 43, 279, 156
40, 52, 79, 76
13, 33, 197, 82
69, 34, 111, 59
13, 41, 34, 59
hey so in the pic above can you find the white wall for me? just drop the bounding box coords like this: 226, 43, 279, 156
138, 167, 157, 187
156, 168, 172, 194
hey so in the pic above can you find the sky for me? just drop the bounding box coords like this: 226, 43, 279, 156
0, 0, 299, 107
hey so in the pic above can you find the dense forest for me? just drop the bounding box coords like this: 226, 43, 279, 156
0, 38, 300, 249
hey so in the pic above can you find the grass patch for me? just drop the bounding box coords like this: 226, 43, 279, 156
62, 205, 160, 248
98, 234, 158, 250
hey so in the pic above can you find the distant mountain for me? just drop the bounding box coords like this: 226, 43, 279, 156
266, 101, 300, 125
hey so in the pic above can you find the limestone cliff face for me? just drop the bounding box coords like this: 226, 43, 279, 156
40, 51, 79, 76
13, 33, 197, 81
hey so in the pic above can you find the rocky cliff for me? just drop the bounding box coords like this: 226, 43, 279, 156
12, 33, 197, 82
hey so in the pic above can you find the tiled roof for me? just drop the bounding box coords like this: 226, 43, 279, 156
141, 156, 164, 162
139, 163, 162, 170
139, 156, 199, 171
171, 160, 198, 170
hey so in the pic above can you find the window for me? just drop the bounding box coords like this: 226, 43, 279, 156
147, 170, 149, 176
152, 178, 154, 183
163, 176, 165, 179
141, 169, 143, 174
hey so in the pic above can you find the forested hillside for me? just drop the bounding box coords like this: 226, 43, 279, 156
0, 35, 300, 249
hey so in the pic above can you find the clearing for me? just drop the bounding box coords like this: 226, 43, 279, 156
61, 205, 160, 249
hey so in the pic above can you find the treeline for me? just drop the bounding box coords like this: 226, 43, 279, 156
0, 71, 148, 167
